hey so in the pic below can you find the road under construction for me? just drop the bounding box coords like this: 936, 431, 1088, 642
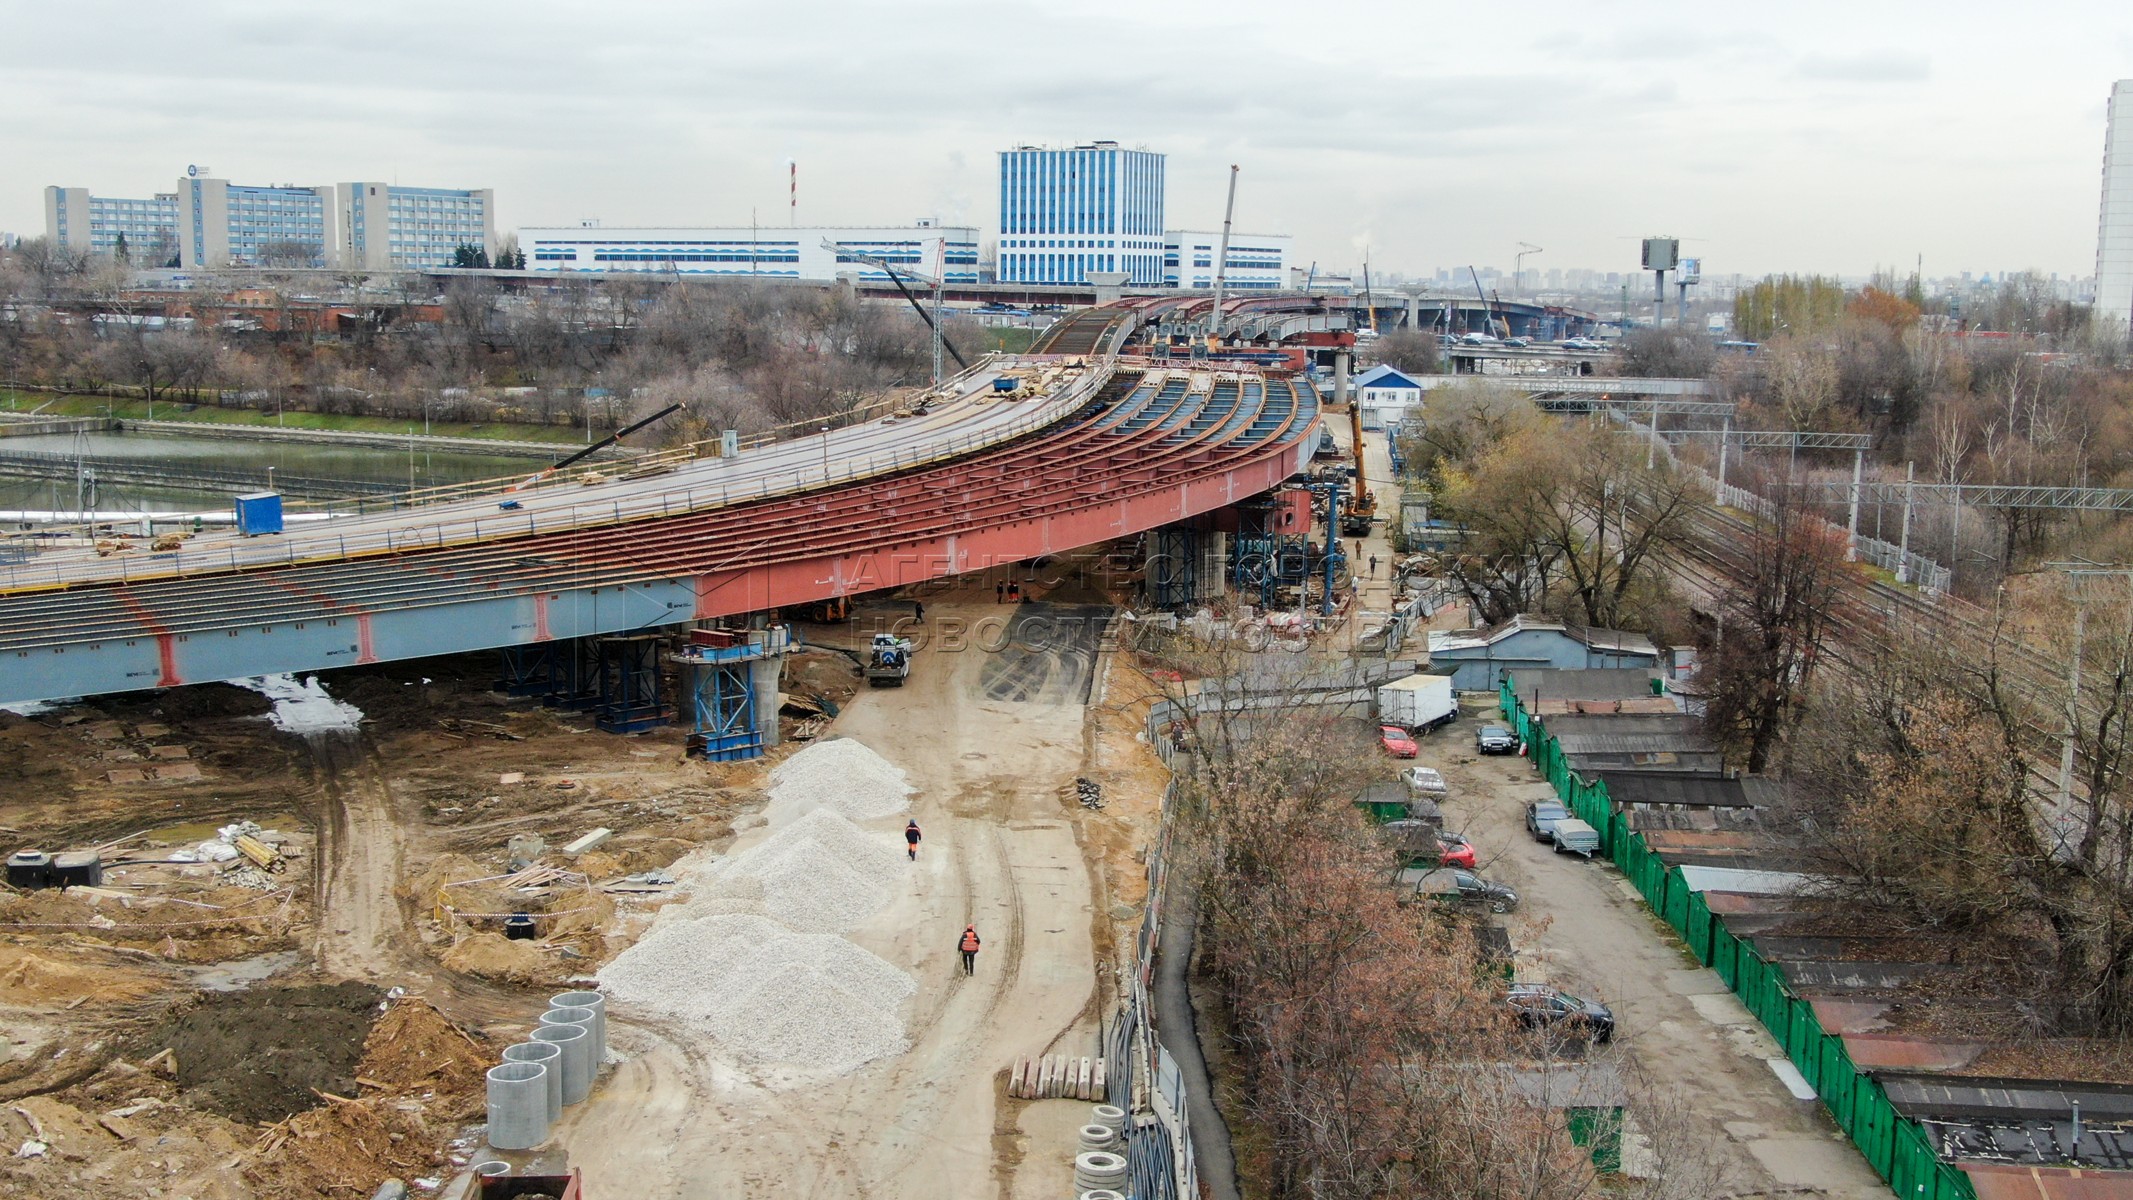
0, 352, 1323, 725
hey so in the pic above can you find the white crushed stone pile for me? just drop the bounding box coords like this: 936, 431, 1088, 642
598, 913, 914, 1073
767, 738, 913, 821
234, 673, 364, 734
674, 807, 908, 933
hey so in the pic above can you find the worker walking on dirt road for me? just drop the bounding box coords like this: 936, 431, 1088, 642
905, 819, 922, 861
958, 924, 981, 975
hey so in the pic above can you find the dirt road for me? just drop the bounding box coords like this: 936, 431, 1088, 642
560, 591, 1101, 1198
1436, 746, 1887, 1198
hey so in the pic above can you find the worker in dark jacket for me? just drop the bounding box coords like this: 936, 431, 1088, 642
905, 819, 922, 861
958, 924, 981, 975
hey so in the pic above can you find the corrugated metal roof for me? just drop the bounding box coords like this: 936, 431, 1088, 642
1967, 1162, 2133, 1197
1841, 1033, 1985, 1071
1513, 667, 1660, 702
1882, 1073, 2133, 1122
1597, 770, 1781, 810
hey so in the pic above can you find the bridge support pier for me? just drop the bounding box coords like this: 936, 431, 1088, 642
675, 626, 792, 761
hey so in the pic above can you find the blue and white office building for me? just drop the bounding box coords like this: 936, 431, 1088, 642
518, 221, 979, 284
46, 171, 493, 270
45, 187, 180, 263
998, 142, 1165, 286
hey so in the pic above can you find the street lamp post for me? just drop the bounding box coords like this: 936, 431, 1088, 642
820, 425, 831, 481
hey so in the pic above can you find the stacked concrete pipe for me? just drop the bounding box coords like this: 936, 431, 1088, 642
485, 1061, 549, 1150
502, 1041, 564, 1125
531, 1022, 592, 1105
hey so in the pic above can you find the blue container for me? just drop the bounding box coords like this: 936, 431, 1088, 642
992, 376, 1018, 392
233, 491, 283, 536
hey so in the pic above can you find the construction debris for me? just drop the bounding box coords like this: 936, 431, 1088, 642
1074, 777, 1105, 810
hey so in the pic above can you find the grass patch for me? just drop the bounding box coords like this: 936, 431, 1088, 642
0, 390, 591, 444
967, 325, 1040, 355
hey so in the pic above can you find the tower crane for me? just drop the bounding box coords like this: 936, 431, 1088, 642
821, 238, 967, 387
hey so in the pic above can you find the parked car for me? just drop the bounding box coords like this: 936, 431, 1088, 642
1550, 817, 1600, 858
1525, 800, 1570, 842
1475, 724, 1517, 755
1401, 765, 1449, 800
1412, 867, 1520, 913
1436, 831, 1477, 870
1379, 725, 1419, 758
1507, 984, 1615, 1043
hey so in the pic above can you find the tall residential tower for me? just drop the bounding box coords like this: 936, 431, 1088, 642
2098, 80, 2133, 324
998, 142, 1165, 286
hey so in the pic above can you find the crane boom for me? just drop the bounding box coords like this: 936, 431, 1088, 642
821, 239, 966, 381
1206, 165, 1239, 351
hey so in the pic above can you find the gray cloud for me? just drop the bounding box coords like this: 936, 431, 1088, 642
1795, 50, 1932, 83
0, 0, 2116, 277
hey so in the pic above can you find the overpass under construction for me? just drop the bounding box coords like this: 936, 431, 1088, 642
0, 355, 1323, 752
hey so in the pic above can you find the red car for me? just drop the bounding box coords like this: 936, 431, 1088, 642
1436, 832, 1477, 870
1379, 725, 1419, 758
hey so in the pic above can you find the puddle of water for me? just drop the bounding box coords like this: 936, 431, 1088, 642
182, 950, 305, 992
137, 813, 303, 845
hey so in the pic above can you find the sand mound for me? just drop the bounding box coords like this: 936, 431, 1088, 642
0, 948, 170, 1005
440, 931, 550, 984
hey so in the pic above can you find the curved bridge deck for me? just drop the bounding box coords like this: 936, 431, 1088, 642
0, 357, 1319, 702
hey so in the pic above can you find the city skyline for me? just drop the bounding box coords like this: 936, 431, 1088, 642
4, 1, 2130, 282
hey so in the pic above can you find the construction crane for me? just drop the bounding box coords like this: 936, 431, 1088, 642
822, 238, 966, 386
1204, 165, 1240, 353
1362, 254, 1378, 334
1467, 266, 1508, 339
1515, 242, 1543, 294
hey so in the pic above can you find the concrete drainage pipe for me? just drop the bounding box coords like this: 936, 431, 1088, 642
502, 1041, 564, 1125
1079, 1192, 1126, 1200
531, 1023, 593, 1105
1073, 1150, 1129, 1190
549, 991, 608, 1059
485, 1061, 550, 1150
1077, 1124, 1120, 1152
1090, 1103, 1127, 1135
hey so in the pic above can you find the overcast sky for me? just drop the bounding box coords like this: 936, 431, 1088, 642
5, 0, 2129, 281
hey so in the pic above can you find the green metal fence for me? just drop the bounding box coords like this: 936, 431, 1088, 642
1499, 676, 1975, 1200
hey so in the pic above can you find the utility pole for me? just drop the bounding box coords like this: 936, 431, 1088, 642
1207, 165, 1239, 351
1845, 449, 1863, 561
1895, 461, 1915, 584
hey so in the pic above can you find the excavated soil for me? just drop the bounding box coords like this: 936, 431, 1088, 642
143, 981, 383, 1125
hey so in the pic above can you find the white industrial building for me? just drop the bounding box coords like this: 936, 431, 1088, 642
519, 222, 979, 284
1162, 230, 1290, 291
2098, 79, 2133, 324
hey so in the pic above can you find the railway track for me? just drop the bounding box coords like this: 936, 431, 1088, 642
1665, 501, 2085, 804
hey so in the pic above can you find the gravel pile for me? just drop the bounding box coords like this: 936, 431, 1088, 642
768, 738, 913, 821
598, 736, 922, 1076
597, 913, 914, 1074
676, 808, 907, 933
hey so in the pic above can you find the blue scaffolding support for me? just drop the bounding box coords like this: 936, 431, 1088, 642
674, 626, 792, 761
593, 634, 670, 733
495, 639, 597, 709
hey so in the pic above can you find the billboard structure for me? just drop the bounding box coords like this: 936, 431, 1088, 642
1640, 237, 1679, 272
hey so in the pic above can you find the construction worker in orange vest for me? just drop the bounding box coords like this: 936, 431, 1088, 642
958, 924, 981, 975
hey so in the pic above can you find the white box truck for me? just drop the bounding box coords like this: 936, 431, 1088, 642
1377, 674, 1457, 732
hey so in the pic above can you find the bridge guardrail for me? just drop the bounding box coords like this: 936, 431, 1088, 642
0, 355, 1107, 594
